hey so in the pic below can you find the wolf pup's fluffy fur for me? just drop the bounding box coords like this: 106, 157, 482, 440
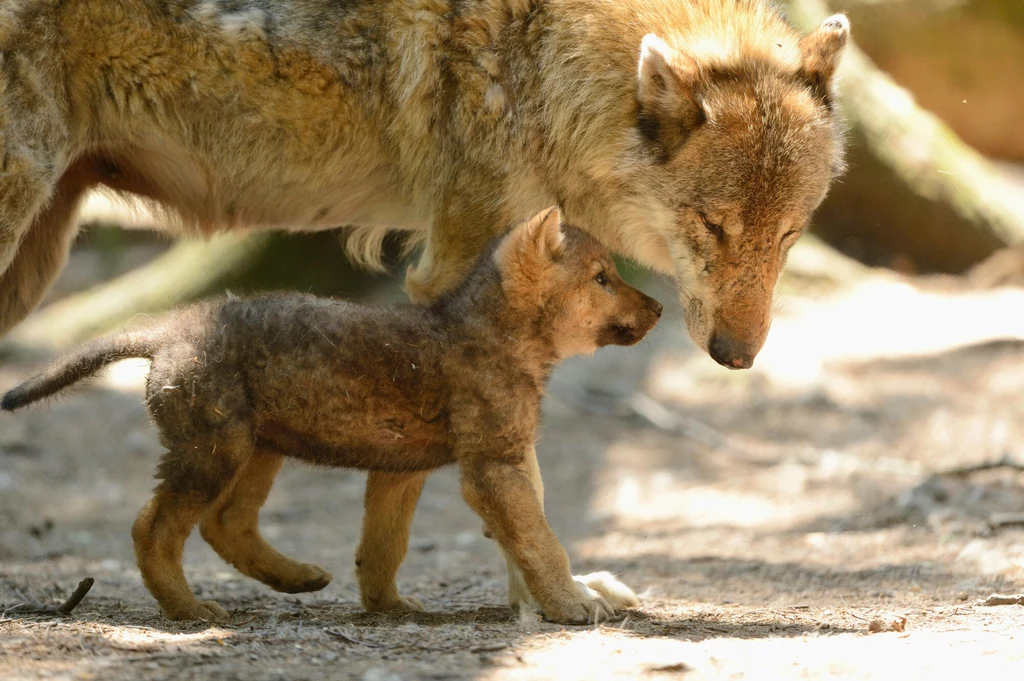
2, 209, 663, 623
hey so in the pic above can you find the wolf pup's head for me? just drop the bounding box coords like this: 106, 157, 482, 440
587, 13, 851, 369
495, 208, 663, 359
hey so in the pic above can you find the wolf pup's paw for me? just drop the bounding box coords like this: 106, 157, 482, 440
541, 581, 614, 625
164, 599, 231, 623
274, 564, 333, 594
574, 571, 640, 610
364, 593, 425, 613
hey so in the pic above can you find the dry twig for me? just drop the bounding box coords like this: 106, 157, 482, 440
325, 628, 383, 647
979, 594, 1024, 607
987, 513, 1024, 530
469, 642, 508, 653
4, 577, 94, 616
646, 662, 693, 674
936, 454, 1024, 479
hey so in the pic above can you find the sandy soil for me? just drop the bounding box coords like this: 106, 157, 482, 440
2, 238, 1024, 680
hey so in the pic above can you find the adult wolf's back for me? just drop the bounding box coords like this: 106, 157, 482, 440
0, 0, 848, 362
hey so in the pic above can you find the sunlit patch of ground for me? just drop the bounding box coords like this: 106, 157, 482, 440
482, 615, 1023, 681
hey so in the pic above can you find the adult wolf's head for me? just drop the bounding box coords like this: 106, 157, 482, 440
590, 13, 850, 369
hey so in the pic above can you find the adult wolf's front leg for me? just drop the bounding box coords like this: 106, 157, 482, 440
0, 145, 69, 336
404, 174, 509, 304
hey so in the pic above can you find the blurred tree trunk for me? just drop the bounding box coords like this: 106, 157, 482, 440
0, 231, 272, 356
841, 0, 1024, 162
788, 0, 1024, 272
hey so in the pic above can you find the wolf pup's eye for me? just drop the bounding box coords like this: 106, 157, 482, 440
700, 213, 724, 241
595, 271, 608, 286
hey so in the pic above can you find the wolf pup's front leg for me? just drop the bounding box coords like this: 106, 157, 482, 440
458, 449, 613, 625
494, 444, 639, 615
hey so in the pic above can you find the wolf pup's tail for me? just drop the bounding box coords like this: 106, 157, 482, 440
1, 331, 163, 411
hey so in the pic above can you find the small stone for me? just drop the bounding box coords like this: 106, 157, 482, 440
362, 668, 403, 681
410, 538, 436, 552
455, 531, 477, 548
0, 420, 29, 449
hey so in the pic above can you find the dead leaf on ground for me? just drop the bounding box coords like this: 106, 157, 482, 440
867, 615, 907, 633
646, 662, 693, 674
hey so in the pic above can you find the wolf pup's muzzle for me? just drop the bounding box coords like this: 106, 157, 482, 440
600, 293, 662, 347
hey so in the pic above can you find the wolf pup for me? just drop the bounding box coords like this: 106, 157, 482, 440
1, 209, 662, 623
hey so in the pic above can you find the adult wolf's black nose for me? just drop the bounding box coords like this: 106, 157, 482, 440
709, 330, 754, 370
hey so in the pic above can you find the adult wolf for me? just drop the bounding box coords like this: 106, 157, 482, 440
0, 0, 848, 615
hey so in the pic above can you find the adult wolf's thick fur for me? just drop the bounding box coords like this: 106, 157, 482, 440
0, 0, 849, 610
0, 0, 848, 360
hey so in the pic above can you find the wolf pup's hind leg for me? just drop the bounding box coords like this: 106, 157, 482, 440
133, 422, 256, 622
133, 483, 233, 622
200, 448, 333, 595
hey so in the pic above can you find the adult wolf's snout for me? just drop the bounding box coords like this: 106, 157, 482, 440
708, 328, 756, 370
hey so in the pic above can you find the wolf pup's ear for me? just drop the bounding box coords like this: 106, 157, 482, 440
798, 14, 850, 107
525, 207, 565, 260
636, 34, 705, 162
496, 208, 565, 306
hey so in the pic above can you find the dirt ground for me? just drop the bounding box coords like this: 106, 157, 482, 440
2, 235, 1024, 680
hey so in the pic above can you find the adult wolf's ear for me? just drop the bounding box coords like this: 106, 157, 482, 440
636, 34, 705, 162
798, 14, 850, 107
525, 207, 565, 260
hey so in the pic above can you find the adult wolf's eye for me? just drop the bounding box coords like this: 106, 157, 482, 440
595, 271, 608, 286
701, 214, 724, 241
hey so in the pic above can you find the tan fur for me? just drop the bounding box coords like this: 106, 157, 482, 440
355, 470, 429, 613
0, 1, 846, 352
2, 210, 662, 623
0, 0, 848, 611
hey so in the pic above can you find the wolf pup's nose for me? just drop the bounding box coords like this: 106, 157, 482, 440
709, 331, 753, 370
